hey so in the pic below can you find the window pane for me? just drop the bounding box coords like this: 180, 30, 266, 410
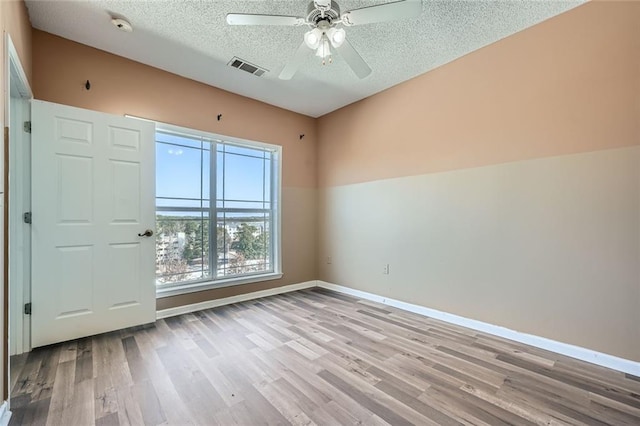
157, 198, 203, 209
217, 212, 271, 277
264, 157, 272, 203
216, 148, 223, 200
157, 132, 202, 149
156, 211, 210, 285
216, 200, 270, 209
203, 148, 211, 201
219, 144, 269, 158
156, 143, 206, 201
222, 152, 266, 203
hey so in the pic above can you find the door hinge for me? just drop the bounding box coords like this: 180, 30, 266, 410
23, 212, 32, 224
24, 303, 32, 315
23, 121, 31, 133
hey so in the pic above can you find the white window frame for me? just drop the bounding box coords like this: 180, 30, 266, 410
153, 121, 282, 298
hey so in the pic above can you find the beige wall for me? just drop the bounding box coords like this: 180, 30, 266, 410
1, 0, 32, 404
318, 1, 640, 361
318, 1, 639, 187
31, 30, 317, 311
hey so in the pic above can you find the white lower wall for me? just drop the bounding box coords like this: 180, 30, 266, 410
319, 146, 640, 362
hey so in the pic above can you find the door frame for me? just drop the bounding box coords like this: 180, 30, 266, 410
8, 97, 30, 357
5, 32, 33, 401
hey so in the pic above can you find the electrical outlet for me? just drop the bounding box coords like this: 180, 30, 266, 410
326, 256, 332, 264
383, 264, 390, 275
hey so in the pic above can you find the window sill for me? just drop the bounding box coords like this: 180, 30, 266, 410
155, 272, 284, 299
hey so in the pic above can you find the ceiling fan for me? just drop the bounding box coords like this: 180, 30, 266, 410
226, 0, 422, 80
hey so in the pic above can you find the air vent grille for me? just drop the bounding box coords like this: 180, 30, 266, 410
228, 57, 268, 77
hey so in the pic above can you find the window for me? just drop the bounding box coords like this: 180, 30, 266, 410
155, 124, 280, 295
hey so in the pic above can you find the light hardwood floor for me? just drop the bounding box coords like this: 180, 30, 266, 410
9, 288, 640, 425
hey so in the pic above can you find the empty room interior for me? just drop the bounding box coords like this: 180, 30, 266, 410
0, 0, 639, 424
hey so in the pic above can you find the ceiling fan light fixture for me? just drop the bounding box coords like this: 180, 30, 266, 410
304, 28, 322, 49
315, 36, 332, 59
326, 27, 345, 47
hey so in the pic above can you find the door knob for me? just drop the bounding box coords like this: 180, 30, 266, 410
138, 229, 154, 237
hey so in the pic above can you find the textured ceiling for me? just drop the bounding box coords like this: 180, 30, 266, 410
25, 0, 583, 117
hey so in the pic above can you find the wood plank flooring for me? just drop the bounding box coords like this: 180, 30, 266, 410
9, 288, 640, 425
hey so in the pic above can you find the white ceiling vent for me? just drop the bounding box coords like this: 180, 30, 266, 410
228, 57, 268, 77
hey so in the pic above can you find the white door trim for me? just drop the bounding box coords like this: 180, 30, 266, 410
5, 32, 33, 422
8, 97, 29, 357
6, 33, 33, 357
5, 34, 32, 113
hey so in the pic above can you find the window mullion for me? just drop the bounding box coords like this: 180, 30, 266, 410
270, 151, 276, 273
199, 138, 204, 279
210, 140, 217, 281
156, 206, 208, 212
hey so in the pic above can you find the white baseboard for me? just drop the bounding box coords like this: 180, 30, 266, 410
156, 281, 317, 319
316, 281, 640, 377
0, 401, 11, 426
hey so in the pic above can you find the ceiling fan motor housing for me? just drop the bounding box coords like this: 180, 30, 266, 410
307, 1, 341, 25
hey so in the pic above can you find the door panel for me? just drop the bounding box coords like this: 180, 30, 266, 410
110, 160, 140, 222
31, 100, 156, 347
55, 245, 93, 318
107, 242, 142, 309
57, 154, 93, 222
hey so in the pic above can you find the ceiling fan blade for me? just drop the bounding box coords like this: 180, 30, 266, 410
226, 14, 304, 26
335, 39, 372, 79
342, 0, 422, 26
279, 42, 310, 80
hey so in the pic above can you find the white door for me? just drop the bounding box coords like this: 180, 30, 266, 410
31, 100, 156, 347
